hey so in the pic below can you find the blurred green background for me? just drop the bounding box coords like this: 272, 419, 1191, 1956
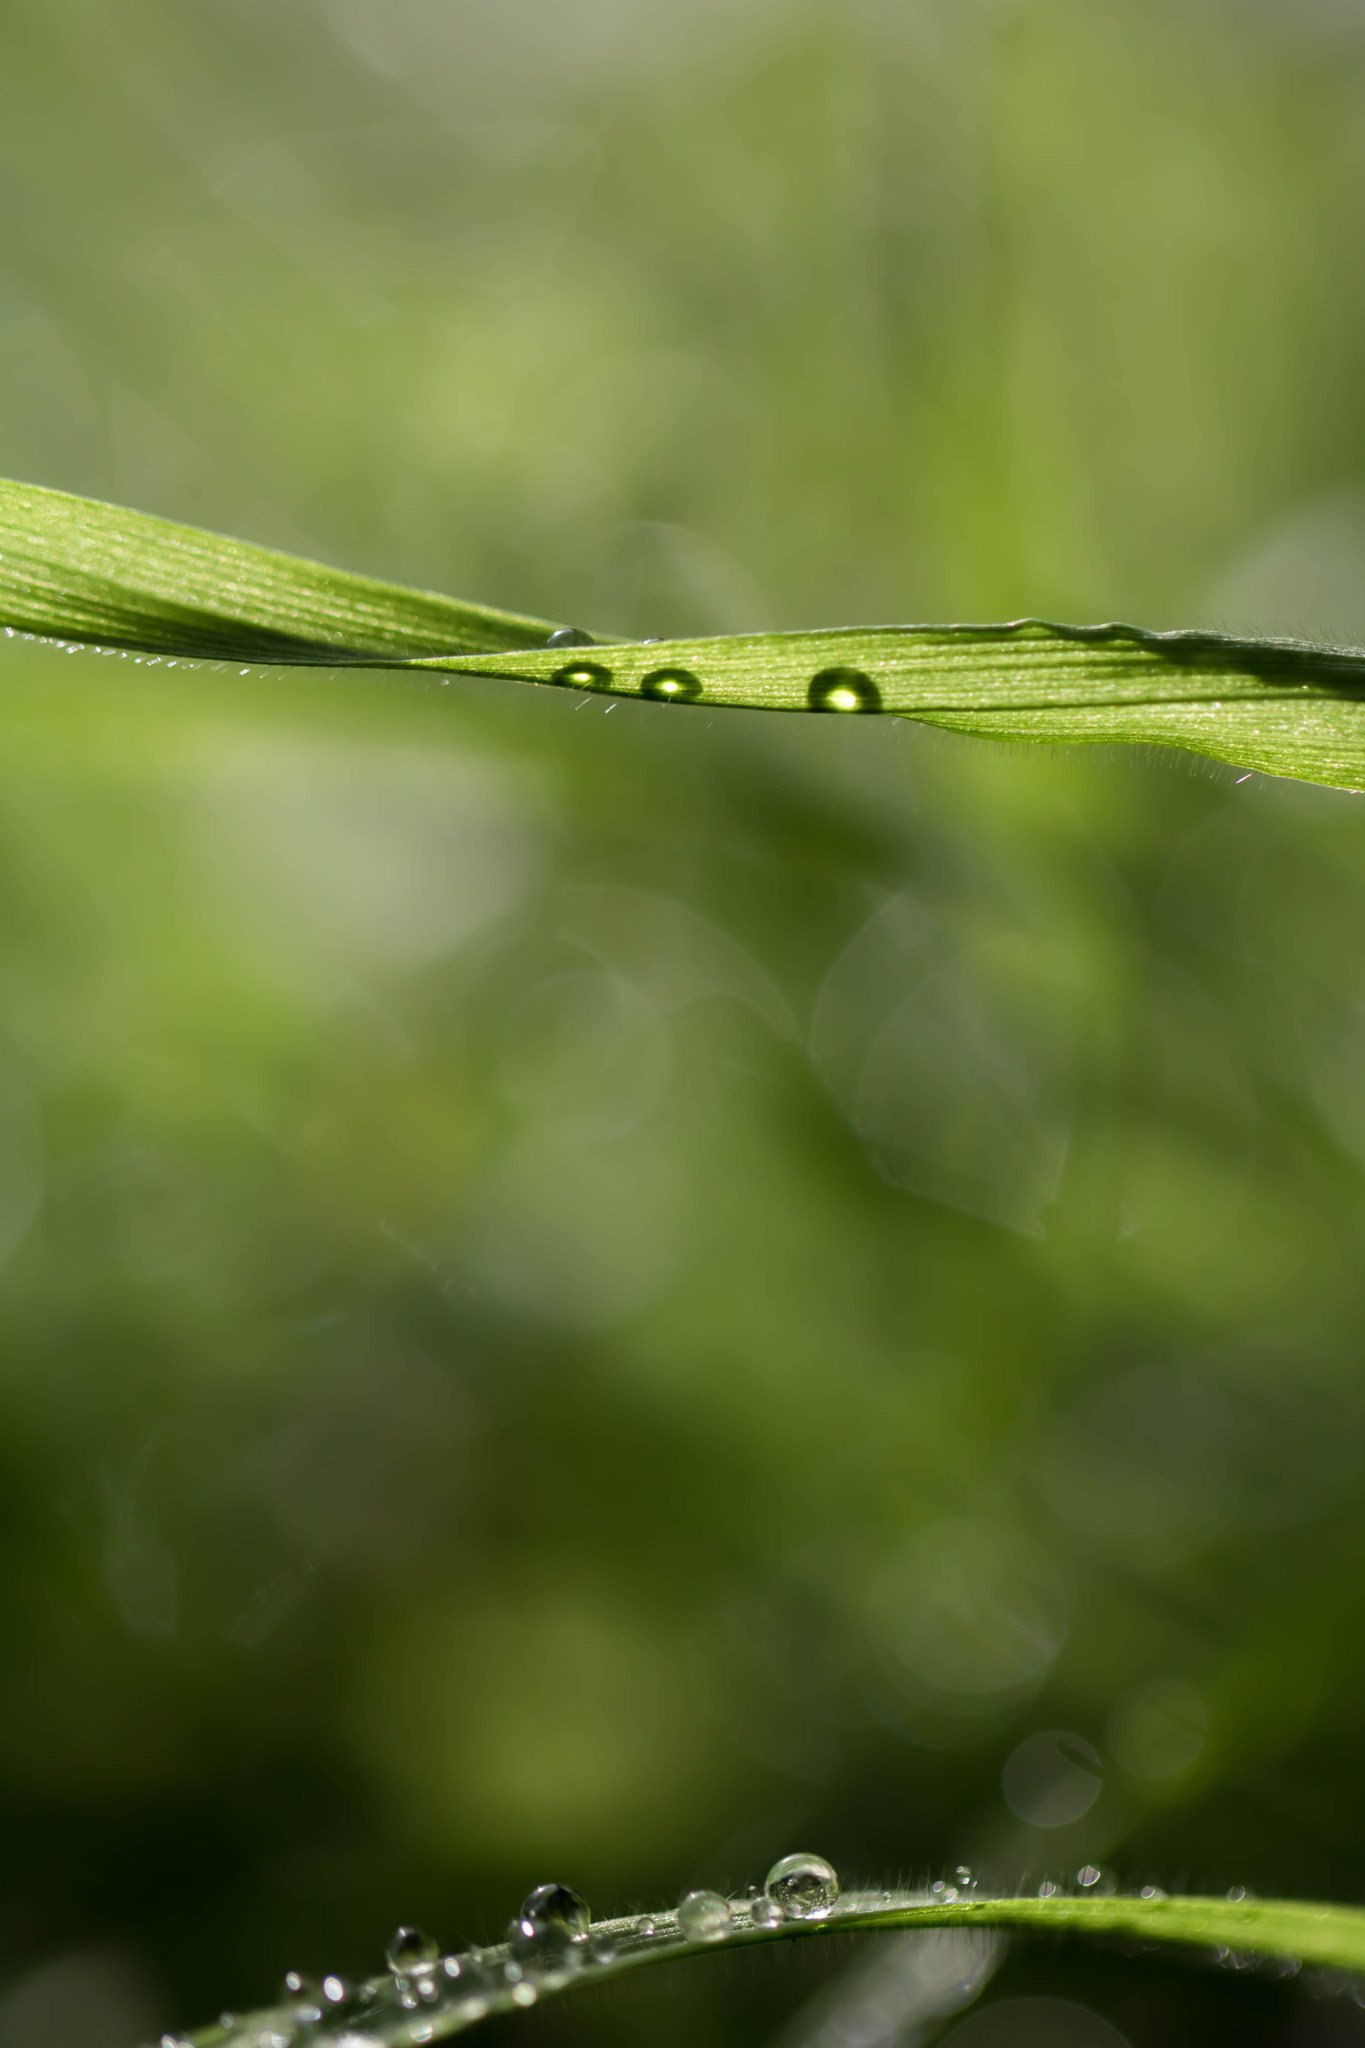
4, 2, 1365, 2045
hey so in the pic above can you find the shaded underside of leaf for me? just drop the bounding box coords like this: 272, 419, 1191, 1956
5, 475, 1365, 789
187, 1890, 1365, 2048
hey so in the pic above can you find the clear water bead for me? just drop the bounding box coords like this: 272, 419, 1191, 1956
509, 1881, 591, 1966
750, 1896, 782, 1929
518, 1882, 590, 1935
678, 1890, 733, 1943
386, 1926, 441, 1974
807, 667, 881, 714
765, 1852, 840, 1918
547, 628, 594, 648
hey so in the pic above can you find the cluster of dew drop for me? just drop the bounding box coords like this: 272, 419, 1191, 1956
160, 1855, 857, 2048
542, 628, 884, 713
156, 1856, 1314, 2048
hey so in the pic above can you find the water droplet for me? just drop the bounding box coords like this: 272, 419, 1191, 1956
1140, 1886, 1167, 1901
547, 628, 594, 648
1226, 1885, 1252, 1902
518, 1882, 591, 1934
511, 1983, 538, 2007
281, 1972, 320, 2002
322, 1976, 348, 2004
764, 1853, 840, 1920
640, 667, 702, 704
633, 1916, 657, 1938
550, 661, 612, 691
750, 1896, 782, 1929
387, 1927, 441, 1974
509, 1882, 590, 1968
640, 638, 666, 645
956, 1867, 975, 1888
1078, 1866, 1102, 1888
588, 1933, 618, 1965
807, 668, 881, 713
678, 1890, 733, 1943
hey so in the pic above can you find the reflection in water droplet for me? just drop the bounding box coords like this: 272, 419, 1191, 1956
678, 1890, 733, 1943
750, 1896, 782, 1929
764, 1853, 840, 1919
386, 1927, 441, 1974
1078, 1866, 1102, 1888
547, 628, 595, 647
550, 661, 613, 691
640, 667, 703, 704
807, 668, 881, 713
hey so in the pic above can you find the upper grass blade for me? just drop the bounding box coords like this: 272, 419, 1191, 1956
5, 475, 1365, 789
184, 1886, 1365, 2048
0, 477, 559, 662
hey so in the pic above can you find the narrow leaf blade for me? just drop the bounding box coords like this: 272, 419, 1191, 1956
429, 622, 1365, 790
187, 1888, 1365, 2048
0, 476, 560, 661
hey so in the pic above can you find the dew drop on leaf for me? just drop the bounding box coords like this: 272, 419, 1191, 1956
807, 667, 881, 713
765, 1853, 840, 1919
386, 1927, 441, 1974
678, 1890, 733, 1943
547, 628, 594, 647
518, 1882, 591, 1934
549, 661, 612, 690
509, 1881, 591, 1967
640, 667, 702, 703
750, 1896, 782, 1928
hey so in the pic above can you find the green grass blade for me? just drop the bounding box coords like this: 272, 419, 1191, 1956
185, 1886, 1365, 2048
0, 477, 560, 661
6, 476, 1365, 789
427, 624, 1365, 790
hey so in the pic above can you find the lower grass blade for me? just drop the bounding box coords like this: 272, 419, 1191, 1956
424, 623, 1365, 790
181, 1885, 1365, 2048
